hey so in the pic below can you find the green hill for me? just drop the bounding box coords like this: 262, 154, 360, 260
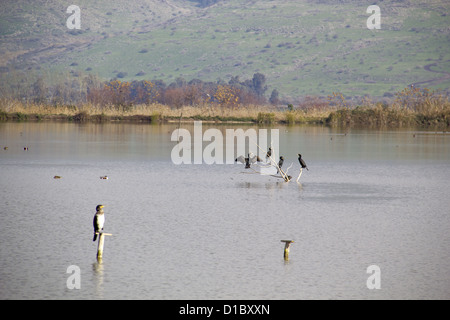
1, 0, 449, 101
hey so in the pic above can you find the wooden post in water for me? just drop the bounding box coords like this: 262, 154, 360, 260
297, 168, 303, 182
96, 232, 113, 260
281, 240, 294, 261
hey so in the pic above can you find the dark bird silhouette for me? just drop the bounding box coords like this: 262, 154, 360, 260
298, 154, 309, 171
266, 147, 272, 159
235, 153, 261, 169
93, 205, 105, 241
277, 156, 284, 173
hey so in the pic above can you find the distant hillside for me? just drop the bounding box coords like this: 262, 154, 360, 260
1, 0, 449, 102
190, 0, 221, 8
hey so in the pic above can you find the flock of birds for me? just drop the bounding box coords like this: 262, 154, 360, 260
235, 147, 308, 182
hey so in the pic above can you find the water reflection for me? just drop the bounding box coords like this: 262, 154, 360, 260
0, 122, 176, 161
92, 260, 105, 299
236, 181, 291, 190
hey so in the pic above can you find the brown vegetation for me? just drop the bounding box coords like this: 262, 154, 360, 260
0, 79, 448, 127
326, 86, 450, 127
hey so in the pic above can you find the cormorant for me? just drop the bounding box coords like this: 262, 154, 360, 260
254, 153, 262, 163
235, 155, 250, 168
266, 147, 272, 159
298, 154, 309, 171
93, 205, 105, 241
235, 153, 261, 169
277, 156, 284, 173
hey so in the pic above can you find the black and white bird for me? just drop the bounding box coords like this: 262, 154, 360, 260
298, 154, 309, 171
235, 152, 261, 169
277, 156, 284, 173
93, 205, 105, 242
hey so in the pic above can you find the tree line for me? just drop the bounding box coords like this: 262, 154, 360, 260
90, 72, 280, 107
1, 72, 282, 108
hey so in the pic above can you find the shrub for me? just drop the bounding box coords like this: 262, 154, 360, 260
0, 109, 8, 121
257, 112, 275, 124
15, 112, 27, 121
285, 111, 296, 125
91, 113, 108, 122
151, 112, 163, 123
72, 111, 90, 122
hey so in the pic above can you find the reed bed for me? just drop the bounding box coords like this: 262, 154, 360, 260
0, 99, 328, 124
1, 88, 449, 127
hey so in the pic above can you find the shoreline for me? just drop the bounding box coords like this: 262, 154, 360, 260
1, 101, 449, 128
0, 112, 324, 125
0, 111, 448, 129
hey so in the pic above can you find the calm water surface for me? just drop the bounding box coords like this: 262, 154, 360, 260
0, 122, 449, 300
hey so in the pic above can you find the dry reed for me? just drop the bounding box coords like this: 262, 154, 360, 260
1, 86, 449, 127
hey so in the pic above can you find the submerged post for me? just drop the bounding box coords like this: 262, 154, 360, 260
281, 240, 294, 261
96, 232, 113, 260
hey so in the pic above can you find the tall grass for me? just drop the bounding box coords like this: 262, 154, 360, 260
1, 86, 449, 127
326, 87, 450, 127
0, 99, 291, 123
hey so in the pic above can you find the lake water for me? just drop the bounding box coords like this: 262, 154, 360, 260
0, 122, 449, 300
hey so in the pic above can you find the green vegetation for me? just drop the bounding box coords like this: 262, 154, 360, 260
285, 112, 296, 125
0, 0, 449, 128
0, 109, 8, 121
1, 0, 449, 102
257, 112, 276, 125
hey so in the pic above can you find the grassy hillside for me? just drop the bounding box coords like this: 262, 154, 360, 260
1, 0, 449, 101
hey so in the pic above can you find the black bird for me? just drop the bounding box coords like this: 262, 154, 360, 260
93, 205, 105, 241
298, 154, 309, 171
266, 147, 272, 159
277, 156, 284, 173
235, 154, 250, 168
235, 153, 261, 169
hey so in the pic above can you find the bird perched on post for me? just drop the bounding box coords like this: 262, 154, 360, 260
93, 205, 105, 241
266, 147, 272, 160
298, 154, 309, 171
277, 156, 284, 173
